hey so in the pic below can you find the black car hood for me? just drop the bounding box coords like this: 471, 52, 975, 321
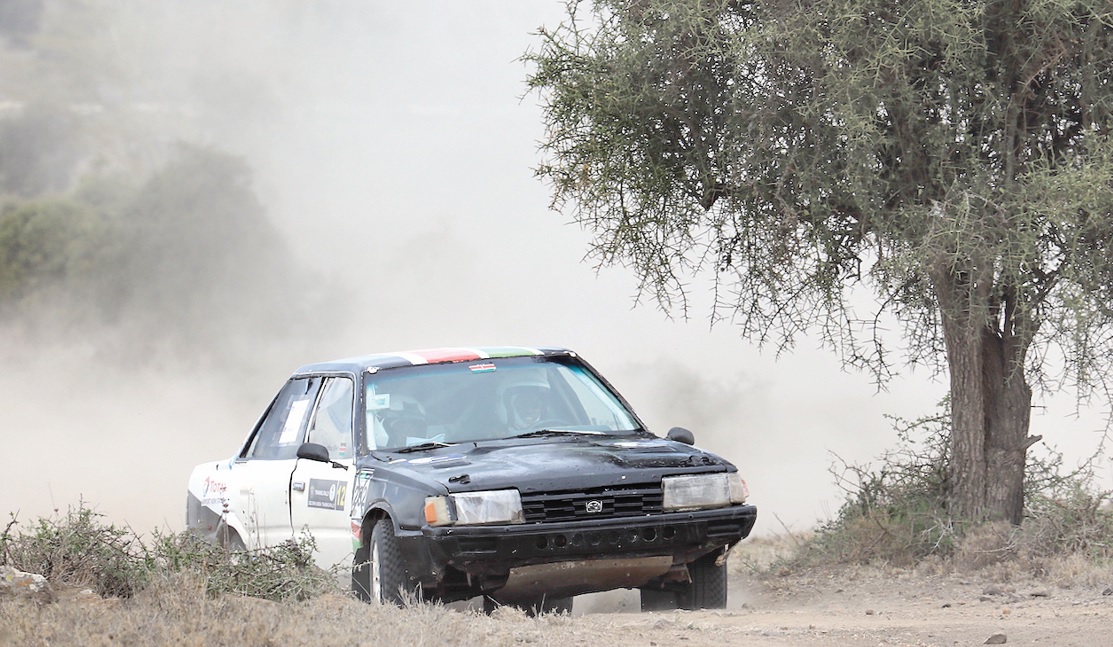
377, 435, 729, 493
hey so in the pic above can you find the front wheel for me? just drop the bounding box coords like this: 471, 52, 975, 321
677, 554, 728, 610
352, 518, 414, 605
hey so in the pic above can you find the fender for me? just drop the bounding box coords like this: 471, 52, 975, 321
186, 459, 251, 548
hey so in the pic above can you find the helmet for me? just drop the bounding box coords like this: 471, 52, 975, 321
498, 380, 552, 431
376, 393, 427, 443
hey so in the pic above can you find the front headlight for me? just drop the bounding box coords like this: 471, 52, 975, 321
662, 472, 748, 511
424, 489, 524, 526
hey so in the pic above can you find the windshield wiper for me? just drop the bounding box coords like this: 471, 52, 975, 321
394, 441, 455, 454
510, 429, 605, 439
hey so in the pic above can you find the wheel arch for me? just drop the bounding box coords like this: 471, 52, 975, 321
357, 504, 395, 547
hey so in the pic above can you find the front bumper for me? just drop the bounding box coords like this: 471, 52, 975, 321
401, 503, 756, 596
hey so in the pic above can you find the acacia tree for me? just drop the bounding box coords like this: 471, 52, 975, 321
527, 0, 1113, 524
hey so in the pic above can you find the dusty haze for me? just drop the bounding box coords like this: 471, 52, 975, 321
1, 1, 1108, 537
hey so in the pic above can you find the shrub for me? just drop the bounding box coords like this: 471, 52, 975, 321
790, 400, 1113, 570
1, 503, 340, 601
151, 529, 340, 601
1, 504, 148, 597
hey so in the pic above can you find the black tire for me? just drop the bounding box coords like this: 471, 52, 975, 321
677, 554, 728, 610
352, 518, 414, 605
639, 587, 679, 612
217, 525, 246, 555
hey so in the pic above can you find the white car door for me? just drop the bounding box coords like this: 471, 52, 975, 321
289, 376, 358, 570
233, 376, 322, 549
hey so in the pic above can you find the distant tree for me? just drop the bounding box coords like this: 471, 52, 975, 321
0, 145, 300, 359
0, 197, 104, 307
115, 144, 296, 347
527, 0, 1113, 524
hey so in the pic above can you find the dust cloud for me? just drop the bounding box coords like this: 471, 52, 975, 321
1, 1, 1108, 538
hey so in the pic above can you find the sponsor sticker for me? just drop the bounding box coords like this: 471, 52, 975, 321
279, 398, 311, 444
351, 471, 373, 510
201, 476, 228, 506
351, 520, 363, 549
469, 363, 497, 373
307, 479, 348, 510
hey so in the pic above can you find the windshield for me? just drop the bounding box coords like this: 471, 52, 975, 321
364, 356, 640, 450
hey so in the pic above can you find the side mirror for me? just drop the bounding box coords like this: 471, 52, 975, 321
296, 442, 331, 463
297, 442, 350, 470
666, 427, 695, 445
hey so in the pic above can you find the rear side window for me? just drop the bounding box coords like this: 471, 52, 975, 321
245, 377, 321, 460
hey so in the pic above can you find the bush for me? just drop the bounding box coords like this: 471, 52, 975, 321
790, 400, 1113, 570
1, 504, 148, 597
151, 529, 339, 601
1, 503, 340, 601
803, 408, 956, 565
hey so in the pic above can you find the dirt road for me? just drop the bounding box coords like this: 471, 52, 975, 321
4, 560, 1111, 646
568, 566, 1113, 646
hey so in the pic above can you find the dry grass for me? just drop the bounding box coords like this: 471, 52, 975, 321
0, 574, 586, 647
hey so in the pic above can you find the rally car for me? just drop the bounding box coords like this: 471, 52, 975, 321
186, 346, 757, 613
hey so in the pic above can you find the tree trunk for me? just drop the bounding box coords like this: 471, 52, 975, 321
937, 276, 1035, 525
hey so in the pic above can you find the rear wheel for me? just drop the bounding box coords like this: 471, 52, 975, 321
221, 531, 246, 554
677, 554, 728, 610
639, 587, 678, 612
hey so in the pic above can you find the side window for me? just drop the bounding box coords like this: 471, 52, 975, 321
561, 367, 638, 431
246, 377, 321, 460
306, 377, 355, 460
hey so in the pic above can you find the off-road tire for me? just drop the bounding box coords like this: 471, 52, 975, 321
221, 530, 246, 554
639, 587, 679, 611
353, 518, 413, 605
677, 554, 727, 610
372, 518, 412, 605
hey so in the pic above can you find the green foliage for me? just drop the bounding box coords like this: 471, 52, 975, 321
1, 505, 149, 598
1021, 481, 1113, 562
118, 144, 293, 332
810, 409, 957, 565
150, 529, 339, 602
0, 143, 304, 361
1, 504, 340, 602
528, 0, 1113, 391
0, 197, 112, 308
530, 0, 1113, 526
795, 403, 1112, 567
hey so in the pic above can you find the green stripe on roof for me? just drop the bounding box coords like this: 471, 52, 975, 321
478, 346, 544, 358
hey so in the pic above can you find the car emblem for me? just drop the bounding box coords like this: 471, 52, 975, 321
585, 500, 603, 514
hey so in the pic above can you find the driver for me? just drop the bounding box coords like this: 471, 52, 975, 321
377, 394, 427, 446
502, 383, 553, 432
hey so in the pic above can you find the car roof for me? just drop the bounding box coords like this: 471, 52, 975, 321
291, 346, 575, 376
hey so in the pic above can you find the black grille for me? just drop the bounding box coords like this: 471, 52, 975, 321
520, 484, 663, 523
